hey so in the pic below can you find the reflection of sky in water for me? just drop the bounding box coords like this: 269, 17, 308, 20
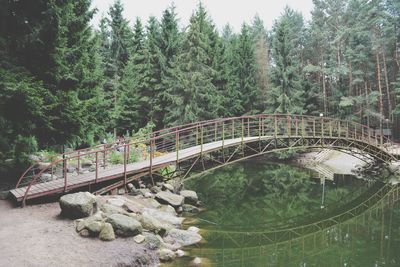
176, 159, 400, 267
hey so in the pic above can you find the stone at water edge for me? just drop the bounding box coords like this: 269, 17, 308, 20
191, 257, 202, 266
158, 205, 177, 215
187, 226, 200, 233
59, 192, 97, 219
155, 191, 184, 207
106, 213, 142, 237
182, 204, 200, 213
99, 222, 115, 241
158, 248, 176, 262
164, 229, 202, 248
133, 234, 146, 244
180, 190, 198, 205
142, 208, 184, 227
175, 249, 185, 257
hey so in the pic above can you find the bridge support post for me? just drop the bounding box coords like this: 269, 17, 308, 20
77, 151, 80, 173
103, 144, 107, 170
176, 130, 180, 163
150, 140, 154, 186
95, 152, 99, 184
123, 144, 127, 187
63, 158, 68, 192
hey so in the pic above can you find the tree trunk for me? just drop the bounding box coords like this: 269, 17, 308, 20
376, 52, 384, 145
382, 51, 392, 121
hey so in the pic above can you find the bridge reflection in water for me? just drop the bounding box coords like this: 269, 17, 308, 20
175, 184, 400, 267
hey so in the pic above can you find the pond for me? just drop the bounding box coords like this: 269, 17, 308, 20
172, 156, 400, 267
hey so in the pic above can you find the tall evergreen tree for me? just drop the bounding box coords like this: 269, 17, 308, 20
269, 7, 305, 114
163, 6, 217, 125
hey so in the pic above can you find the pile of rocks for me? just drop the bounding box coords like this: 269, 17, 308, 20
59, 183, 203, 263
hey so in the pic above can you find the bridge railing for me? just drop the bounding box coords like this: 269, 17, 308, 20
15, 114, 394, 203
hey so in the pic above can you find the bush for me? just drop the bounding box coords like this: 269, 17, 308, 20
109, 151, 123, 165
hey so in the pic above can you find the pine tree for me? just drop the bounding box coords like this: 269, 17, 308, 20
269, 7, 305, 114
163, 6, 217, 125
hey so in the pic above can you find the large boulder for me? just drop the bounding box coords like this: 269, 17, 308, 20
106, 214, 142, 237
155, 191, 184, 207
140, 209, 173, 235
180, 190, 198, 205
101, 203, 129, 216
142, 208, 184, 228
59, 192, 97, 219
164, 229, 202, 248
99, 222, 115, 241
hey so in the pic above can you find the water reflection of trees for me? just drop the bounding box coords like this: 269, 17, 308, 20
186, 162, 371, 228
183, 186, 400, 267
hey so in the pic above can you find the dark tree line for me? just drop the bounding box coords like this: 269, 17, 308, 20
0, 0, 399, 177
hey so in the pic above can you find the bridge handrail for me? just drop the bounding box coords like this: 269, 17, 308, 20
16, 114, 396, 204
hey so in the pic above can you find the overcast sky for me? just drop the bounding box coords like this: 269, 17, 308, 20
91, 0, 314, 32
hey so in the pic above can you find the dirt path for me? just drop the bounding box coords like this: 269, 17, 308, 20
0, 200, 158, 267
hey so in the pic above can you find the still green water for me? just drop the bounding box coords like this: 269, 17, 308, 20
174, 157, 400, 267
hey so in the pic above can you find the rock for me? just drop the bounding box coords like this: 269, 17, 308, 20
118, 188, 125, 195
143, 232, 163, 250
0, 191, 9, 200
140, 210, 172, 235
155, 191, 184, 207
175, 249, 185, 257
40, 173, 54, 182
191, 257, 202, 266
180, 190, 198, 205
176, 206, 183, 214
67, 167, 76, 173
101, 203, 128, 215
158, 248, 176, 262
79, 229, 90, 237
150, 186, 161, 194
106, 214, 142, 237
124, 202, 141, 213
164, 229, 202, 248
28, 154, 40, 162
59, 192, 97, 219
162, 183, 174, 192
89, 166, 96, 172
86, 221, 103, 235
81, 159, 93, 168
142, 208, 184, 228
127, 183, 135, 191
187, 226, 200, 233
106, 197, 126, 207
138, 188, 151, 197
144, 192, 153, 198
133, 234, 146, 244
75, 219, 86, 232
99, 222, 115, 241
182, 204, 200, 213
158, 205, 177, 215
37, 162, 51, 171
89, 211, 105, 221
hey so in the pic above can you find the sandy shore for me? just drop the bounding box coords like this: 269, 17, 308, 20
0, 200, 158, 267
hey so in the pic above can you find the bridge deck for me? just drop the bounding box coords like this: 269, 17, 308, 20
9, 136, 260, 201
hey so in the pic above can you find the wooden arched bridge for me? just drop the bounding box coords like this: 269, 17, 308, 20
10, 114, 399, 206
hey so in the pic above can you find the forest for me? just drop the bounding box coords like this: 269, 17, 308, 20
0, 0, 399, 178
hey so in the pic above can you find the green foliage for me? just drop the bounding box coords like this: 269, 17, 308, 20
108, 151, 124, 165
